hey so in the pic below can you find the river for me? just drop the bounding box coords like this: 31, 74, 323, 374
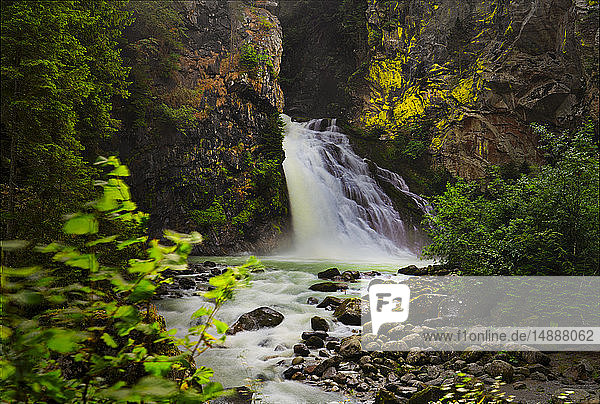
157, 255, 427, 403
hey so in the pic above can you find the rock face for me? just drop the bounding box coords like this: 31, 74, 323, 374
119, 1, 289, 254
226, 306, 284, 335
358, 0, 599, 179
278, 0, 598, 180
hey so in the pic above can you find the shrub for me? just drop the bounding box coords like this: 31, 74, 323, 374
423, 122, 599, 275
1, 157, 253, 402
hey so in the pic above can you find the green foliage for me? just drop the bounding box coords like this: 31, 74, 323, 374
423, 122, 599, 275
239, 43, 275, 78
1, 157, 251, 403
190, 199, 227, 227
1, 1, 132, 245
157, 103, 198, 134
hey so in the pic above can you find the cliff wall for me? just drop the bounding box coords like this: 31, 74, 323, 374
119, 1, 289, 254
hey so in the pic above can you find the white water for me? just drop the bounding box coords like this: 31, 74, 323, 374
157, 257, 420, 404
281, 115, 428, 260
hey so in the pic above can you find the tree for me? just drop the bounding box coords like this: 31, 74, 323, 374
1, 1, 131, 244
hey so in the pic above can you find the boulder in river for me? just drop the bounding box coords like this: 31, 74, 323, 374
309, 282, 348, 292
226, 307, 284, 335
317, 267, 341, 279
339, 335, 362, 357
316, 296, 342, 310
311, 316, 329, 331
333, 298, 364, 325
293, 343, 310, 357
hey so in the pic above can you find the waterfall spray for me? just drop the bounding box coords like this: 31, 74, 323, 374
281, 115, 428, 260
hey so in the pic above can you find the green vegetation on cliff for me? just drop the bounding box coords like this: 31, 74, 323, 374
424, 122, 599, 275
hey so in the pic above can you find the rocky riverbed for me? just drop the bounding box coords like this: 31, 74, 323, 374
158, 261, 600, 404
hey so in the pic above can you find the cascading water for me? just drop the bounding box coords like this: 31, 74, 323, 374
281, 115, 429, 260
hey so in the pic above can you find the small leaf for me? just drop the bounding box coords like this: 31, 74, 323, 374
192, 366, 214, 384
63, 214, 98, 235
47, 330, 83, 353
109, 165, 130, 177
86, 235, 118, 247
118, 236, 148, 250
213, 319, 228, 334
0, 240, 28, 251
144, 359, 173, 376
191, 307, 210, 319
128, 279, 156, 303
101, 333, 118, 348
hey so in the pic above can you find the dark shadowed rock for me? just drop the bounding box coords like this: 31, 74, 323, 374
311, 316, 329, 331
293, 343, 310, 357
316, 296, 342, 310
226, 307, 284, 335
305, 335, 325, 349
309, 282, 348, 292
177, 277, 196, 289
318, 267, 341, 279
307, 297, 319, 305
302, 331, 328, 340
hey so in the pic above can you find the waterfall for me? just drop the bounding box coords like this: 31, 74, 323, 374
281, 115, 429, 260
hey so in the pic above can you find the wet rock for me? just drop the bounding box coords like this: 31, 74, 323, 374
294, 343, 310, 357
341, 270, 360, 281
326, 341, 340, 352
203, 260, 217, 268
401, 333, 424, 348
313, 355, 342, 376
407, 386, 443, 404
311, 316, 329, 331
530, 371, 547, 381
513, 381, 527, 390
322, 366, 337, 379
292, 356, 304, 365
227, 307, 284, 335
406, 350, 428, 366
305, 335, 325, 349
283, 365, 303, 380
318, 268, 341, 280
273, 344, 286, 351
333, 298, 363, 326
465, 363, 483, 376
563, 359, 595, 381
316, 296, 343, 310
291, 372, 305, 381
483, 360, 514, 382
307, 297, 319, 305
318, 349, 330, 358
398, 265, 422, 275
339, 335, 362, 357
302, 331, 328, 340
178, 277, 196, 289
309, 282, 348, 292
520, 349, 551, 365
